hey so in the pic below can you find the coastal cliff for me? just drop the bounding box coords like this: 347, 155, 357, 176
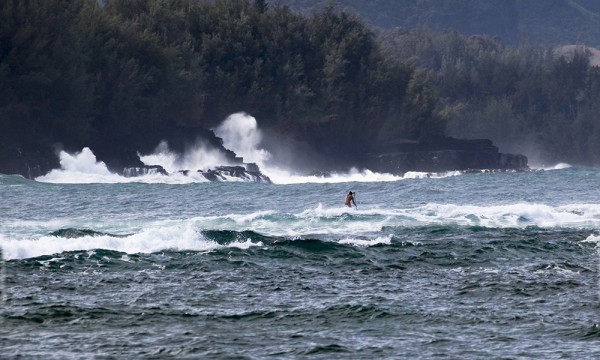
365, 138, 528, 175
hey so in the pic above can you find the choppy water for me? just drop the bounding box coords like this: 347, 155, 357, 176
2, 166, 600, 358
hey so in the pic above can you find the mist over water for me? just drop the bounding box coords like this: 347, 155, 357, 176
212, 113, 411, 183
139, 140, 234, 173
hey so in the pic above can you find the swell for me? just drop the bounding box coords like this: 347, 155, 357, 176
49, 228, 130, 239
383, 224, 595, 241
4, 299, 396, 324
0, 174, 32, 185
6, 225, 596, 272
200, 229, 274, 245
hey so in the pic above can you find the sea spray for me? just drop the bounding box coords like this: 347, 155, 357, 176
35, 146, 408, 185
33, 112, 445, 184
213, 112, 271, 166
139, 140, 235, 172
36, 147, 122, 183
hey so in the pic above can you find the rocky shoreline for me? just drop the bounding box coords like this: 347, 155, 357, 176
0, 129, 527, 182
364, 138, 528, 175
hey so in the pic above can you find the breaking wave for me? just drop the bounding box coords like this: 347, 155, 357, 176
33, 146, 460, 185
3, 202, 598, 260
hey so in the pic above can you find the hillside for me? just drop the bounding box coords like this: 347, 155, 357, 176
279, 0, 600, 46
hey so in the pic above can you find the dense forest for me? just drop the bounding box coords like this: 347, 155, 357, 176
1, 0, 600, 172
381, 28, 600, 166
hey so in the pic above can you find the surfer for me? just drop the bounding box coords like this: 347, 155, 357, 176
345, 191, 356, 208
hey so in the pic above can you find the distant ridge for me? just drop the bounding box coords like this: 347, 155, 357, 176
279, 0, 600, 46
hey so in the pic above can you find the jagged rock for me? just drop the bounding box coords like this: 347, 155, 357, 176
245, 162, 260, 173
120, 164, 271, 183
122, 165, 168, 177
199, 165, 271, 183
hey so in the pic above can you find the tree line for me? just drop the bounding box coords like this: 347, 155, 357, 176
1, 0, 599, 167
381, 27, 600, 165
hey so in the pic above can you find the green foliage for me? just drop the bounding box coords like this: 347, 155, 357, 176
383, 27, 600, 165
0, 0, 93, 149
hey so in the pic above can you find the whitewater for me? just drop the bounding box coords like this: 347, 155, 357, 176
2, 114, 600, 358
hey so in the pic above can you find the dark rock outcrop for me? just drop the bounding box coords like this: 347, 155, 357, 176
121, 161, 271, 183
0, 125, 273, 182
365, 137, 528, 174
122, 165, 168, 177
92, 126, 241, 174
0, 124, 526, 181
0, 144, 59, 179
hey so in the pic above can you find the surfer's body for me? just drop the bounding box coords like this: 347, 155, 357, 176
345, 191, 356, 208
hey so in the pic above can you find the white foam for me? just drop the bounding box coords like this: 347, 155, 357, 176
410, 203, 600, 228
263, 167, 404, 184
35, 147, 206, 184
228, 239, 264, 249
339, 235, 392, 247
210, 113, 465, 184
213, 202, 600, 238
300, 202, 397, 218
36, 147, 122, 183
531, 162, 572, 171
583, 234, 600, 243
533, 264, 583, 276
0, 222, 263, 260
4, 202, 599, 260
229, 210, 277, 224
403, 171, 462, 179
210, 113, 406, 184
551, 163, 572, 170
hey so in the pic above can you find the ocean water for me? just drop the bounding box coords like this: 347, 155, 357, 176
1, 163, 600, 359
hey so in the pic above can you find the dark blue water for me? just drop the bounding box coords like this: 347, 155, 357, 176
1, 167, 599, 358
